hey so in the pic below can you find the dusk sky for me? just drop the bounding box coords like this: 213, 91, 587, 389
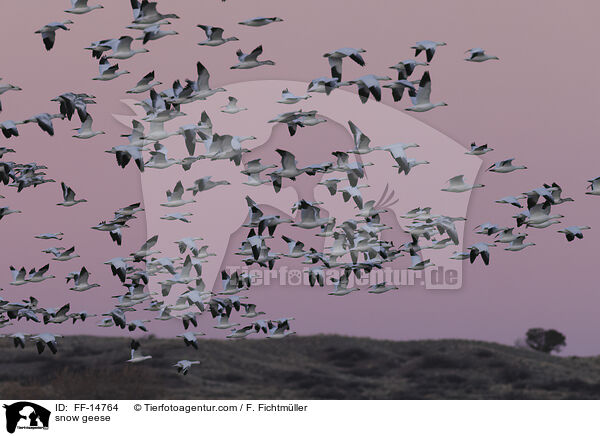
0, 1, 598, 355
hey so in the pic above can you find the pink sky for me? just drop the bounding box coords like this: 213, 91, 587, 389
0, 1, 599, 355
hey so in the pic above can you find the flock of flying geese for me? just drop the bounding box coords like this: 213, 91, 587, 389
0, 0, 594, 374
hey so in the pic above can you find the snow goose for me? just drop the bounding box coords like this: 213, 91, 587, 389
240, 303, 265, 318
213, 313, 240, 330
523, 186, 557, 208
93, 56, 130, 81
412, 40, 447, 62
468, 242, 496, 265
347, 121, 379, 155
292, 200, 333, 230
307, 77, 343, 95
474, 222, 508, 236
161, 212, 193, 223
127, 71, 162, 94
544, 183, 573, 204
142, 121, 179, 142
161, 181, 195, 208
527, 219, 561, 229
442, 175, 484, 193
494, 228, 527, 243
197, 24, 238, 46
174, 360, 200, 375
30, 333, 62, 354
465, 142, 494, 155
128, 319, 151, 332
487, 158, 527, 173
465, 48, 499, 62
65, 0, 103, 14
406, 71, 447, 112
145, 143, 180, 169
20, 113, 65, 136
127, 340, 152, 363
0, 207, 21, 221
231, 45, 275, 69
72, 114, 105, 139
558, 225, 591, 241
57, 182, 87, 207
137, 24, 178, 44
227, 325, 256, 339
189, 62, 226, 99
35, 232, 64, 240
347, 74, 391, 103
0, 82, 22, 112
495, 195, 526, 208
9, 266, 28, 286
504, 235, 535, 251
49, 246, 80, 261
186, 176, 230, 195
450, 251, 470, 260
383, 79, 417, 102
327, 270, 359, 295
69, 267, 100, 292
220, 96, 247, 114
586, 177, 600, 195
8, 333, 29, 348
27, 264, 55, 283
238, 17, 283, 27
278, 88, 311, 104
133, 1, 179, 24
0, 120, 23, 138
389, 59, 428, 79
379, 142, 419, 175
323, 47, 366, 81
281, 236, 307, 258
35, 21, 73, 51
368, 282, 399, 294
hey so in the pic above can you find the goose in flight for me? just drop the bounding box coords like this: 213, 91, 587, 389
221, 96, 247, 114
281, 236, 307, 258
318, 178, 345, 196
238, 17, 283, 27
0, 207, 21, 221
27, 264, 55, 283
7, 333, 29, 348
35, 232, 64, 240
102, 36, 149, 59
408, 249, 434, 270
368, 282, 399, 294
128, 319, 150, 332
347, 121, 379, 155
543, 183, 573, 204
323, 47, 366, 81
389, 59, 428, 80
65, 0, 104, 14
21, 113, 65, 136
292, 200, 333, 230
177, 332, 206, 349
72, 114, 105, 139
487, 158, 527, 173
35, 21, 73, 51
465, 48, 499, 62
504, 235, 535, 251
0, 81, 22, 112
406, 71, 447, 112
197, 24, 238, 46
136, 24, 179, 44
46, 246, 80, 261
161, 212, 193, 223
442, 175, 484, 193
240, 303, 265, 318
278, 88, 311, 104
347, 75, 391, 103
174, 360, 201, 375
161, 181, 195, 207
383, 79, 417, 102
186, 176, 230, 195
69, 267, 100, 292
93, 56, 130, 81
127, 340, 152, 363
494, 228, 527, 243
127, 71, 162, 94
30, 333, 62, 354
57, 182, 87, 207
227, 325, 256, 339
474, 222, 508, 236
412, 40, 447, 62
558, 225, 591, 241
0, 120, 23, 138
468, 242, 496, 265
214, 313, 241, 330
307, 77, 343, 95
586, 177, 600, 196
132, 0, 180, 25
9, 266, 28, 286
465, 142, 494, 155
145, 143, 180, 169
231, 45, 275, 69
495, 195, 526, 208
379, 142, 420, 175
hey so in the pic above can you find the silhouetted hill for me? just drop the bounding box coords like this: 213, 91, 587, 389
1, 335, 599, 399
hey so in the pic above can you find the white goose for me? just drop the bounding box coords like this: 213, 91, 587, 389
406, 71, 447, 112
504, 236, 535, 251
220, 96, 247, 114
65, 0, 104, 14
69, 267, 100, 292
127, 71, 162, 94
442, 175, 484, 193
278, 88, 311, 104
412, 40, 447, 62
586, 177, 600, 196
127, 340, 152, 363
73, 114, 105, 139
487, 158, 527, 173
197, 25, 238, 46
231, 45, 275, 69
495, 195, 526, 208
161, 181, 195, 207
57, 182, 87, 207
558, 225, 591, 241
238, 17, 283, 27
465, 48, 499, 62
465, 142, 494, 155
93, 56, 130, 81
174, 360, 201, 375
31, 333, 62, 354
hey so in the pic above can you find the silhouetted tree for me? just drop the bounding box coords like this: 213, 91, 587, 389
525, 328, 566, 354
